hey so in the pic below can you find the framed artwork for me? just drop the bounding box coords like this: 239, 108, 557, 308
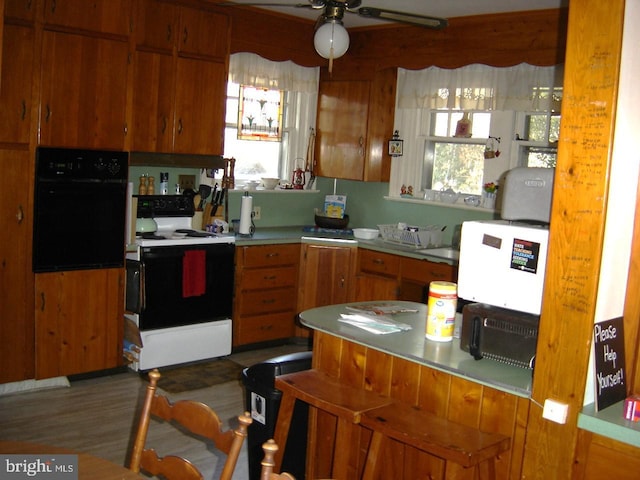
237, 85, 284, 142
388, 132, 403, 157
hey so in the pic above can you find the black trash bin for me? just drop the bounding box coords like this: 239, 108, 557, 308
242, 350, 313, 480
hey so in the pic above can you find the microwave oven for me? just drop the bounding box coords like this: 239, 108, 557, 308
457, 220, 550, 315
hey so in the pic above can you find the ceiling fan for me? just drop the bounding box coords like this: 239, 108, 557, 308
218, 1, 448, 67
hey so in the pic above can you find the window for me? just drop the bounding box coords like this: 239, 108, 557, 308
224, 82, 285, 181
425, 111, 491, 194
390, 64, 563, 199
517, 112, 560, 168
225, 53, 319, 186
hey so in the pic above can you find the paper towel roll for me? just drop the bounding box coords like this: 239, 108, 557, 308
239, 194, 253, 235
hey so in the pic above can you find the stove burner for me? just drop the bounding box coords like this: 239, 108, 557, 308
137, 232, 166, 240
175, 229, 215, 238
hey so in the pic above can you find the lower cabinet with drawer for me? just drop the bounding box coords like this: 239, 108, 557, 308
356, 249, 457, 303
233, 244, 300, 347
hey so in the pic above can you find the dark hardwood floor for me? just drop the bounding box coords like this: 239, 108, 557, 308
0, 343, 310, 479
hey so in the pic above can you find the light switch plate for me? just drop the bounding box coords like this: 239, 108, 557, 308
542, 399, 568, 424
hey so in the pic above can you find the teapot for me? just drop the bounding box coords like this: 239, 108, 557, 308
135, 217, 157, 233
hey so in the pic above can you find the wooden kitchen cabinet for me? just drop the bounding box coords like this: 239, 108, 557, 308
35, 268, 124, 379
297, 242, 358, 333
355, 249, 457, 303
131, 0, 229, 156
0, 149, 34, 383
399, 256, 457, 302
315, 68, 396, 181
355, 249, 399, 301
38, 30, 130, 149
0, 22, 34, 145
233, 244, 300, 347
43, 0, 132, 36
4, 0, 36, 23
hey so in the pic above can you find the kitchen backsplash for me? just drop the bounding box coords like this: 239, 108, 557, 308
129, 167, 493, 244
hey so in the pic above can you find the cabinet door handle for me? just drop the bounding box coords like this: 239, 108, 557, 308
265, 252, 279, 258
16, 205, 24, 224
167, 25, 172, 42
45, 104, 51, 123
50, 0, 56, 14
264, 275, 277, 280
340, 275, 345, 288
161, 116, 167, 134
124, 122, 128, 136
177, 118, 183, 134
262, 299, 276, 304
183, 27, 188, 45
21, 100, 26, 120
40, 292, 45, 311
373, 258, 385, 265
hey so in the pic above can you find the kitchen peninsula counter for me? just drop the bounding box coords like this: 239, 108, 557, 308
299, 301, 532, 397
297, 301, 532, 479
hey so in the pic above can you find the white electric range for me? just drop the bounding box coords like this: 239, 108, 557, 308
125, 195, 235, 371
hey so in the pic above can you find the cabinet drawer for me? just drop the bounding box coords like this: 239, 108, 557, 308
240, 244, 300, 268
237, 287, 297, 315
236, 311, 295, 345
358, 249, 400, 277
401, 257, 457, 283
240, 266, 297, 290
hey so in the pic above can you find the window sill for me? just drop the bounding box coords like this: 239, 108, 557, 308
384, 195, 499, 214
230, 188, 320, 194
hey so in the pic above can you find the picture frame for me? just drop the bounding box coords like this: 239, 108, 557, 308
388, 139, 403, 157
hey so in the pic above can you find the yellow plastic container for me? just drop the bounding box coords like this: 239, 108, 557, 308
425, 281, 458, 342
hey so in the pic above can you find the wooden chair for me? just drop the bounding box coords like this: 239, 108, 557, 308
130, 368, 252, 480
260, 439, 296, 480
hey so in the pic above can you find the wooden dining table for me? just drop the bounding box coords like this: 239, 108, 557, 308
0, 440, 142, 479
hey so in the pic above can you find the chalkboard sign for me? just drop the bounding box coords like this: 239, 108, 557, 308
593, 317, 626, 411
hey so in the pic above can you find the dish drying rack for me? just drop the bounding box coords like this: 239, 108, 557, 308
377, 224, 443, 248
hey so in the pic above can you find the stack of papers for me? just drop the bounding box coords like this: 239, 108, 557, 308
338, 313, 412, 335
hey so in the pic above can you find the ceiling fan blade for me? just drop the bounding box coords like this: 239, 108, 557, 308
216, 2, 318, 9
357, 7, 448, 29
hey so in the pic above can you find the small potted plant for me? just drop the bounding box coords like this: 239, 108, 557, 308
482, 182, 498, 209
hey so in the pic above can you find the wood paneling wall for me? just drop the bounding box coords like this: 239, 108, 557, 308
225, 5, 568, 74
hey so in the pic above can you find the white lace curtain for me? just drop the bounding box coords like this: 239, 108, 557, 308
229, 52, 319, 93
397, 63, 564, 112
389, 63, 564, 197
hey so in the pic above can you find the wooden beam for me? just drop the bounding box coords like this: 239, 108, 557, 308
521, 0, 625, 477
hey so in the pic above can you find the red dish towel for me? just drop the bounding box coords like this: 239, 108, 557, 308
182, 250, 206, 298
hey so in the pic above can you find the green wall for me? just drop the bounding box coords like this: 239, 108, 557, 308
129, 167, 495, 245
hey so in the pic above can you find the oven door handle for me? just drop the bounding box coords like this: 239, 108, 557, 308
140, 261, 146, 311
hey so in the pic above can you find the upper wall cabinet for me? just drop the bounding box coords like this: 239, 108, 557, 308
0, 23, 35, 145
315, 68, 396, 182
5, 0, 37, 22
131, 0, 230, 157
39, 30, 130, 149
43, 0, 132, 36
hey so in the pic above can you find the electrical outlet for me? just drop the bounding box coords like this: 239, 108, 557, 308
542, 399, 569, 424
252, 206, 261, 220
178, 175, 196, 192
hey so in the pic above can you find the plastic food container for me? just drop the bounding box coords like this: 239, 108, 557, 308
352, 228, 379, 240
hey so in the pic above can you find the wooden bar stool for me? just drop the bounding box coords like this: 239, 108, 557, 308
360, 401, 511, 480
273, 369, 392, 479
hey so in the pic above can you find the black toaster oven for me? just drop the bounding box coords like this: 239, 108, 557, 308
460, 303, 540, 369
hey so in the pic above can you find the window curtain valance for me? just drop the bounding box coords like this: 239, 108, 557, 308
397, 63, 564, 112
229, 52, 319, 93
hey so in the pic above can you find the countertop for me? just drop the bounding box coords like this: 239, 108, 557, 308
234, 226, 458, 264
298, 301, 532, 397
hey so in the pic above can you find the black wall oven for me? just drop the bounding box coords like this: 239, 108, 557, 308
33, 147, 128, 272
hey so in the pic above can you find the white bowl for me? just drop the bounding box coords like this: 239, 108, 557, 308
261, 178, 280, 189
353, 228, 379, 240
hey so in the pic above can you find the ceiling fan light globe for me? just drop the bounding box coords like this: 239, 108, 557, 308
314, 21, 350, 59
